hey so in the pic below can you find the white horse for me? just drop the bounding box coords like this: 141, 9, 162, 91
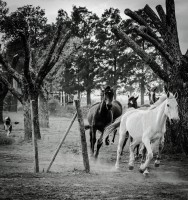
115, 92, 179, 175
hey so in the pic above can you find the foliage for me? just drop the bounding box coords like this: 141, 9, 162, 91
48, 98, 61, 115
0, 134, 14, 145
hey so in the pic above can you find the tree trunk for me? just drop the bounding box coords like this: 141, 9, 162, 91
0, 98, 4, 124
177, 94, 188, 154
31, 95, 41, 139
23, 99, 32, 140
140, 76, 145, 105
113, 89, 117, 100
78, 90, 81, 100
10, 95, 18, 112
163, 80, 188, 154
86, 89, 91, 105
39, 91, 49, 128
0, 83, 8, 123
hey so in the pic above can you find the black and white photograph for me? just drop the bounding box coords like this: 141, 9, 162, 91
0, 0, 188, 199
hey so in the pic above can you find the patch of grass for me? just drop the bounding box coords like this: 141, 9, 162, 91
0, 134, 14, 145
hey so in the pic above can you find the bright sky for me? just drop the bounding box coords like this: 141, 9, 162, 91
4, 0, 188, 54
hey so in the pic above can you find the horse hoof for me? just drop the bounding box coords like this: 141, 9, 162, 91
139, 168, 144, 173
135, 156, 139, 161
115, 164, 119, 169
129, 165, 134, 170
143, 172, 149, 177
154, 163, 160, 167
143, 168, 149, 176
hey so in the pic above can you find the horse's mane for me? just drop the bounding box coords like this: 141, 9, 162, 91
149, 93, 174, 110
90, 102, 100, 108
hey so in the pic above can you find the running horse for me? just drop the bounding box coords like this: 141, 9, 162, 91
115, 92, 179, 175
148, 86, 159, 104
86, 86, 122, 158
104, 94, 141, 157
127, 94, 139, 109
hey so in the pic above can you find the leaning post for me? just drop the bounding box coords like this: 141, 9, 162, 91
46, 112, 77, 173
74, 99, 90, 173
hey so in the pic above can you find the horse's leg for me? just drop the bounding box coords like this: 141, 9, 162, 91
120, 131, 129, 156
134, 144, 140, 160
128, 139, 139, 170
154, 136, 164, 167
120, 137, 128, 156
95, 131, 103, 159
140, 136, 153, 175
140, 145, 147, 165
111, 129, 117, 144
115, 129, 127, 169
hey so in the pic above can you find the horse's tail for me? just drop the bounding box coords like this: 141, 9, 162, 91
103, 115, 122, 145
84, 125, 91, 130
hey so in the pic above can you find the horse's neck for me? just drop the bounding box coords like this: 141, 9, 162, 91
154, 101, 167, 131
99, 100, 107, 115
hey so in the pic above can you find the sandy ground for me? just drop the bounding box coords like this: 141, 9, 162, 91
0, 111, 188, 200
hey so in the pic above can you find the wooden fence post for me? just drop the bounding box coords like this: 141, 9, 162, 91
74, 100, 90, 173
30, 100, 39, 173
46, 112, 77, 173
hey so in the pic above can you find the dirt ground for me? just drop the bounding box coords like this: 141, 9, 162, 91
0, 111, 188, 200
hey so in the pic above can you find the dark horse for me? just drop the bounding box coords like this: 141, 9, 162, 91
127, 95, 139, 109
86, 86, 122, 158
121, 95, 140, 156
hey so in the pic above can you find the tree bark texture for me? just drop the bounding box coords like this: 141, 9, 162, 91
0, 82, 8, 123
31, 95, 41, 140
23, 99, 32, 140
39, 91, 49, 128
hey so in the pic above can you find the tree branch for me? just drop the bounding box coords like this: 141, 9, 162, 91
156, 5, 166, 26
133, 27, 174, 65
0, 73, 23, 104
0, 53, 23, 85
124, 8, 162, 44
39, 23, 63, 71
12, 54, 19, 69
21, 32, 33, 86
143, 4, 167, 36
50, 30, 72, 66
166, 0, 181, 55
184, 50, 188, 60
112, 26, 169, 82
35, 28, 72, 88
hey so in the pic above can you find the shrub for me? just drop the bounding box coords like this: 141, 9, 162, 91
0, 134, 14, 145
48, 99, 61, 115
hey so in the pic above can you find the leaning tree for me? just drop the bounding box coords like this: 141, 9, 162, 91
0, 3, 89, 140
112, 0, 188, 154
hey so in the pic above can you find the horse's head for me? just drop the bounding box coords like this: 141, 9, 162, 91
148, 86, 158, 104
165, 92, 180, 122
101, 86, 114, 110
128, 95, 138, 109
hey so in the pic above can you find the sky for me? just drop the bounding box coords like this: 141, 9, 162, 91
4, 0, 188, 54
